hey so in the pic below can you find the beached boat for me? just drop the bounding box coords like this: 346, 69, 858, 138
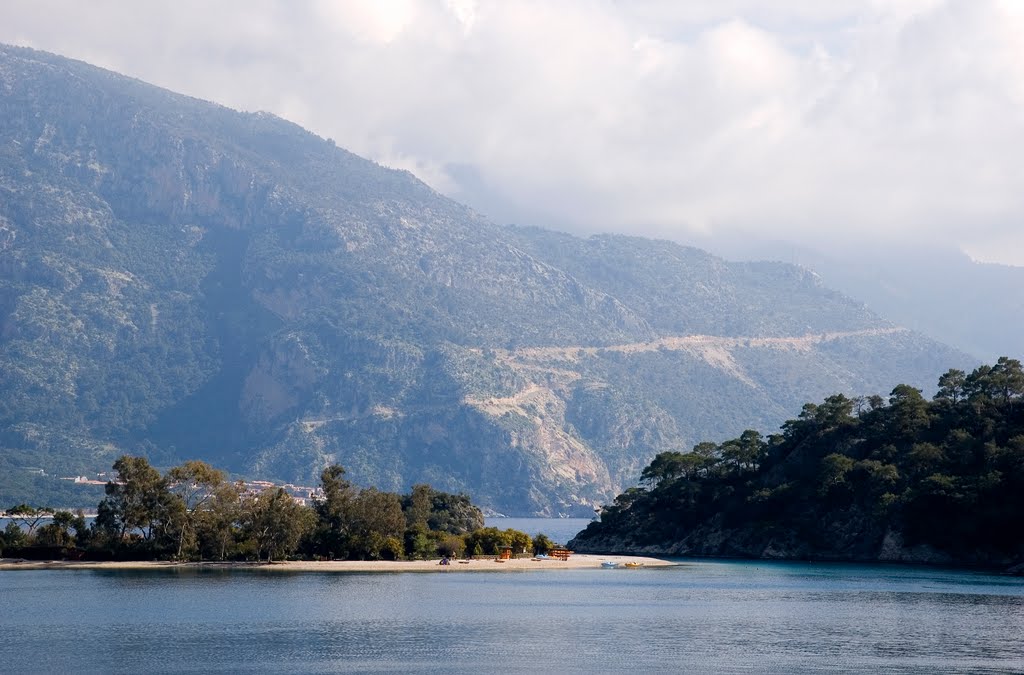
601, 561, 618, 569
623, 561, 643, 568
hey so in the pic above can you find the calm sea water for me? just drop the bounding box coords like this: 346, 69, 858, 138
2, 557, 1022, 673
483, 516, 591, 544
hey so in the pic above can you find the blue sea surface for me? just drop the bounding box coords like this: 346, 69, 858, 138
2, 555, 1023, 673
483, 516, 591, 544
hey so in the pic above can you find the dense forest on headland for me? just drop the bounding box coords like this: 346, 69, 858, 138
571, 358, 1024, 569
0, 460, 554, 563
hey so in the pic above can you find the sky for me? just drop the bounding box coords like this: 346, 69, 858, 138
2, 0, 1023, 265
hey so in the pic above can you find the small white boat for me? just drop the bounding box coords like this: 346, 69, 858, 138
601, 561, 618, 569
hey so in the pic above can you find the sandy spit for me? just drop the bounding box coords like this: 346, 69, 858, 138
0, 554, 674, 573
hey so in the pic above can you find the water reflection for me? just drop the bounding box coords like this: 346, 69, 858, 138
2, 560, 1023, 673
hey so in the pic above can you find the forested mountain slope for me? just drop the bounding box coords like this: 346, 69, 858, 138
0, 45, 974, 514
571, 359, 1024, 568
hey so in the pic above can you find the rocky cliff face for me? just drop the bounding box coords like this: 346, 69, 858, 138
569, 519, 990, 565
0, 45, 975, 514
570, 516, 1022, 568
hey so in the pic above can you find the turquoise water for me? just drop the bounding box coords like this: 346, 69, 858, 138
2, 559, 1022, 673
483, 516, 591, 544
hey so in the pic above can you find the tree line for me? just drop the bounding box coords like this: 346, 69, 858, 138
1, 459, 555, 562
578, 357, 1024, 564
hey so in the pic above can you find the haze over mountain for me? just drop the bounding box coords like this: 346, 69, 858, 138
707, 236, 1024, 363
0, 45, 975, 514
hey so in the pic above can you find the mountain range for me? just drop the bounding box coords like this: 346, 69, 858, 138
0, 44, 975, 514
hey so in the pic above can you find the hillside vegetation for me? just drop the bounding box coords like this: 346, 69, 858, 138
571, 358, 1024, 568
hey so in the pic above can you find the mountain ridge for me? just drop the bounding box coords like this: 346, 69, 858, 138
0, 44, 976, 514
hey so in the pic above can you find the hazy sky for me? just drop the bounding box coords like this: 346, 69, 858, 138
2, 1, 1023, 264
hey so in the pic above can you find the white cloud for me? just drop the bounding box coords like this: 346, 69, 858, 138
314, 0, 417, 44
1, 0, 1022, 264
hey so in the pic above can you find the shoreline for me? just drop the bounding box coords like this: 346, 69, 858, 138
0, 554, 675, 572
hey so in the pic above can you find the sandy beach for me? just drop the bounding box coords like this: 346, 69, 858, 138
0, 554, 673, 572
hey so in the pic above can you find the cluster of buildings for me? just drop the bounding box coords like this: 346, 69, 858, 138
57, 474, 322, 506
241, 480, 322, 506
60, 475, 107, 486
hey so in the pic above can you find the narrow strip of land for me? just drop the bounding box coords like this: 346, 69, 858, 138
0, 554, 673, 572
